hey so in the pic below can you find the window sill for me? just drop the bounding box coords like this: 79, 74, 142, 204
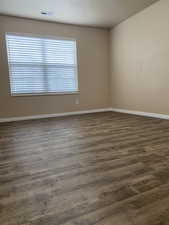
11, 91, 80, 97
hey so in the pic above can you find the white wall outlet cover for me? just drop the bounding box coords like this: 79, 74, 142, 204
75, 98, 79, 104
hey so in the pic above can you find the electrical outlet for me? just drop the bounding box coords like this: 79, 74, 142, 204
75, 98, 79, 104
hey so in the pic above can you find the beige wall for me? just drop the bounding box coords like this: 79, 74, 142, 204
110, 0, 169, 115
0, 15, 110, 118
2, 0, 168, 119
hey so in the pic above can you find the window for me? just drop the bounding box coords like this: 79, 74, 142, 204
6, 34, 79, 95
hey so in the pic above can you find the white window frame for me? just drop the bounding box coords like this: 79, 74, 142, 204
5, 32, 79, 97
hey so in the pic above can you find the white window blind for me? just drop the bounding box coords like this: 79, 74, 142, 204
6, 34, 78, 95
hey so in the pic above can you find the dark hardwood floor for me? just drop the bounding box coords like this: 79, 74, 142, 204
1, 112, 169, 225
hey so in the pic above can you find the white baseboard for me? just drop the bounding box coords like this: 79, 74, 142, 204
1, 107, 169, 123
0, 108, 112, 123
112, 108, 169, 120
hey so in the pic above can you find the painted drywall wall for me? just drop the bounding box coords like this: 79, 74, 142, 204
110, 0, 169, 115
0, 15, 110, 118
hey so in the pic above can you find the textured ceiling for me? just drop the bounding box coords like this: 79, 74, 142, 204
0, 0, 159, 28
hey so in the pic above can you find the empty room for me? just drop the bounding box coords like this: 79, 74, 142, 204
1, 0, 169, 224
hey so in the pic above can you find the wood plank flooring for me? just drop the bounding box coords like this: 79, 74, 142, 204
1, 112, 169, 225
